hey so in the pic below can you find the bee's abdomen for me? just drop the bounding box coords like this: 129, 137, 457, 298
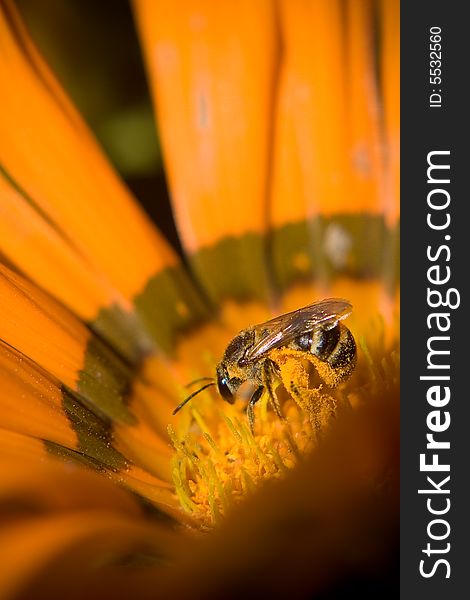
310, 324, 341, 361
326, 325, 356, 369
295, 323, 356, 375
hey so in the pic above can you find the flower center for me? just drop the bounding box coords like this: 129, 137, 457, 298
168, 354, 344, 529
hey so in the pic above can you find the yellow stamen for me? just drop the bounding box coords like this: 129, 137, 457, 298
169, 389, 322, 528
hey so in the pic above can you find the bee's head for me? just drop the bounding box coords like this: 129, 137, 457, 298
216, 363, 242, 404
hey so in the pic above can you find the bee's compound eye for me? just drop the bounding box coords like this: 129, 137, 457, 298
217, 376, 234, 403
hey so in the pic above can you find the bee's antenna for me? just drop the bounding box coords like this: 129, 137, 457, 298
172, 382, 216, 415
185, 377, 214, 388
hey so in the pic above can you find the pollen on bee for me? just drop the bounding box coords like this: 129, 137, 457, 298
268, 348, 342, 432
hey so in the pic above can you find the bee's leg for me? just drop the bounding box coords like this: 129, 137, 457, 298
247, 386, 264, 434
288, 381, 308, 414
288, 381, 320, 433
262, 359, 284, 420
288, 380, 336, 436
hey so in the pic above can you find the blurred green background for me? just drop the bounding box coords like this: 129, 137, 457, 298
16, 0, 184, 256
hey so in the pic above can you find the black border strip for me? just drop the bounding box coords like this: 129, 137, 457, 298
401, 2, 468, 596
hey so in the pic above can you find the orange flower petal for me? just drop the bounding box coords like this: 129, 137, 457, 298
0, 450, 141, 514
269, 0, 399, 294
379, 0, 400, 226
0, 264, 140, 427
0, 171, 209, 361
133, 0, 278, 303
0, 264, 92, 391
0, 1, 211, 361
345, 0, 383, 215
0, 174, 124, 320
0, 453, 179, 599
0, 0, 175, 298
272, 0, 349, 226
0, 341, 77, 449
133, 0, 279, 251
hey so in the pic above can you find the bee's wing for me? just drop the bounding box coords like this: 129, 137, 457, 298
244, 298, 352, 363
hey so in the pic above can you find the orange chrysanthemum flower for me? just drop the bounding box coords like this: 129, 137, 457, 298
0, 1, 399, 599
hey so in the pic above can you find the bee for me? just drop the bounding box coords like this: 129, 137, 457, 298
173, 298, 357, 432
